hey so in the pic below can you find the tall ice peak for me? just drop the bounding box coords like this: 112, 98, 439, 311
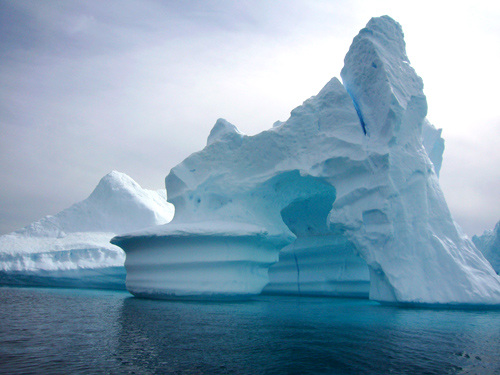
341, 15, 425, 144
364, 15, 407, 60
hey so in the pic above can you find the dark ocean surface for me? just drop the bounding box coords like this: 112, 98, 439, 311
0, 287, 499, 374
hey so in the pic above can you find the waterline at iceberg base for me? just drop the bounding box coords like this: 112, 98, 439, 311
112, 16, 500, 305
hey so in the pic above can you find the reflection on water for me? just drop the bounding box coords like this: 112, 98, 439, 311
1, 287, 499, 374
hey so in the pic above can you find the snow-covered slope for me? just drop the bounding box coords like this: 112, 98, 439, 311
113, 16, 500, 304
17, 170, 173, 236
0, 171, 174, 289
473, 221, 500, 274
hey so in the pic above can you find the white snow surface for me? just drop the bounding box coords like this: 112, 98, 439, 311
0, 171, 174, 289
113, 16, 500, 304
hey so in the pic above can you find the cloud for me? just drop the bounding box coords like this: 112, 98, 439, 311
440, 122, 500, 235
0, 0, 499, 236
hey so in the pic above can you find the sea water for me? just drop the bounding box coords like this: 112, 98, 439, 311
0, 287, 499, 374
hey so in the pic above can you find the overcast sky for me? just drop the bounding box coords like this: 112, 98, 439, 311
1, 0, 499, 236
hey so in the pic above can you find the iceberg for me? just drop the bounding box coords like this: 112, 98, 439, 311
473, 221, 500, 274
334, 16, 500, 305
112, 16, 500, 304
0, 171, 174, 289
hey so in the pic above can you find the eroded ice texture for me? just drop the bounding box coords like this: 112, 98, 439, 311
336, 16, 500, 304
0, 171, 173, 289
473, 221, 500, 274
113, 16, 500, 304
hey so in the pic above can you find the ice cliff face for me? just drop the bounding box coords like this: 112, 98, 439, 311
0, 171, 174, 289
473, 221, 500, 274
112, 16, 500, 304
334, 16, 500, 304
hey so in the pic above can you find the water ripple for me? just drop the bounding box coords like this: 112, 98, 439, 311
0, 288, 499, 374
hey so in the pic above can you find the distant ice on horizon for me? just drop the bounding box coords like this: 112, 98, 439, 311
0, 171, 173, 289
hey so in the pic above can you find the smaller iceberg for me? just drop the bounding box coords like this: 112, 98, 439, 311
0, 171, 174, 289
473, 221, 500, 274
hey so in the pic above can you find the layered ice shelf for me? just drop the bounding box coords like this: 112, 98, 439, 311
112, 221, 292, 298
0, 171, 173, 289
113, 16, 500, 304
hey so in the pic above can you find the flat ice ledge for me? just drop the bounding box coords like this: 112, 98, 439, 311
111, 221, 292, 243
111, 221, 295, 299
